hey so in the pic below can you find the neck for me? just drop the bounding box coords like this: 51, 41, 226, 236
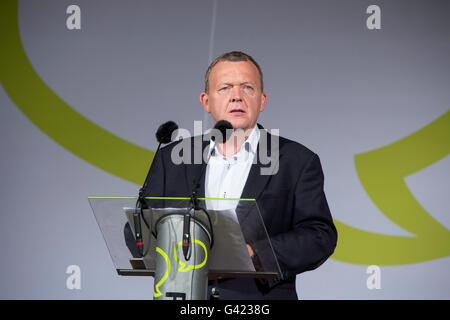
216, 127, 253, 157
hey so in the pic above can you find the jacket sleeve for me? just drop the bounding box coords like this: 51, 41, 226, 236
270, 153, 338, 279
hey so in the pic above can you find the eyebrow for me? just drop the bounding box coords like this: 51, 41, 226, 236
217, 81, 255, 87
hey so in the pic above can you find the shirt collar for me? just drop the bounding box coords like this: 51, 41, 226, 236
208, 125, 260, 158
244, 125, 260, 155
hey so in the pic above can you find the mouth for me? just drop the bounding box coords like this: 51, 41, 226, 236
229, 108, 246, 114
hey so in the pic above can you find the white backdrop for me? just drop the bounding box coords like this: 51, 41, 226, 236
0, 0, 449, 299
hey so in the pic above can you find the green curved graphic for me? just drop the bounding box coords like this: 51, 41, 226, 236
174, 239, 208, 272
1, 1, 449, 266
153, 247, 170, 298
332, 111, 450, 265
0, 1, 153, 185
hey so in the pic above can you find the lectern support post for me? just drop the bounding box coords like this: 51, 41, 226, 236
153, 210, 212, 300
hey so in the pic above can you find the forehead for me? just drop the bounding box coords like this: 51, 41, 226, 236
209, 61, 260, 85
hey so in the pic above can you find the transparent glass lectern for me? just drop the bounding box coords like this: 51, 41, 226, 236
88, 196, 281, 299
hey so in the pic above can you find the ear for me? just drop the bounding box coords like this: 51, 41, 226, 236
259, 92, 268, 112
200, 92, 210, 113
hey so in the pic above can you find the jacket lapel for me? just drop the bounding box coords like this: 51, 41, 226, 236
240, 127, 279, 200
238, 128, 280, 221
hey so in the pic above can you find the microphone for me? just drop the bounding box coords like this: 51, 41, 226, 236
135, 120, 178, 256
156, 120, 178, 144
211, 119, 234, 144
182, 120, 233, 260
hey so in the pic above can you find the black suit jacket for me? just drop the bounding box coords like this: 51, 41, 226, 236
143, 126, 337, 300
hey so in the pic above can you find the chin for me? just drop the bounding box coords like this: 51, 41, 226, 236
227, 119, 250, 130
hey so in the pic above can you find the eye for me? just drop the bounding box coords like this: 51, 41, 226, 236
242, 85, 254, 93
218, 86, 230, 92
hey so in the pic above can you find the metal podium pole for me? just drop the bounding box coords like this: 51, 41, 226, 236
153, 208, 212, 300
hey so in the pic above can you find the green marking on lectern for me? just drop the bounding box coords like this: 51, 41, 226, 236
174, 239, 208, 272
153, 247, 170, 298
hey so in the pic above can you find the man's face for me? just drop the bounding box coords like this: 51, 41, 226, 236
200, 61, 267, 131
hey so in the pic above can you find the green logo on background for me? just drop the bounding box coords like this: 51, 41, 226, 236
1, 0, 449, 266
334, 112, 450, 265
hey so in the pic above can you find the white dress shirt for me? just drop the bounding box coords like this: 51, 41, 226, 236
205, 126, 260, 212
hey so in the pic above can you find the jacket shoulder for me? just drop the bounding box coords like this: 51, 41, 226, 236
277, 135, 317, 159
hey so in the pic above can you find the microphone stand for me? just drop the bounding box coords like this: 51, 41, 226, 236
183, 135, 219, 261
134, 142, 162, 256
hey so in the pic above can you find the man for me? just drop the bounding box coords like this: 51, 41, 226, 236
144, 51, 337, 299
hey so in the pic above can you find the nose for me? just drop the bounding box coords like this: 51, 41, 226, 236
230, 85, 242, 102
